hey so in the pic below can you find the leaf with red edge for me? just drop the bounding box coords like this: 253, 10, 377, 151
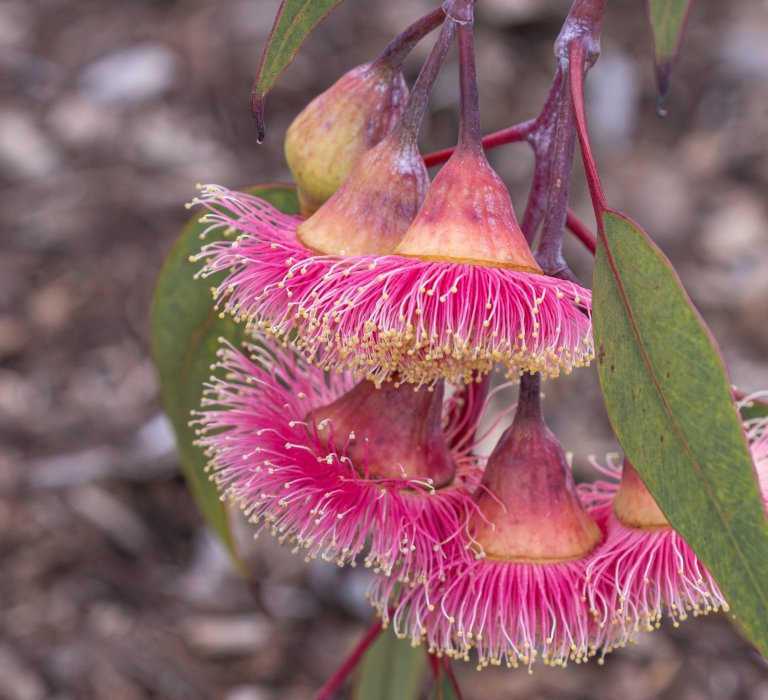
353, 628, 425, 700
252, 0, 347, 141
592, 208, 768, 657
427, 665, 461, 700
645, 0, 694, 107
151, 183, 299, 572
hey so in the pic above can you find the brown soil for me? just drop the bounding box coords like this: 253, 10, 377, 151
1, 0, 767, 697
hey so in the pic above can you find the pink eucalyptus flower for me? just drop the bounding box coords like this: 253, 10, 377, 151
371, 375, 605, 669
193, 9, 591, 387
194, 336, 487, 582
579, 455, 730, 651
193, 149, 593, 386
578, 407, 768, 651
744, 398, 768, 497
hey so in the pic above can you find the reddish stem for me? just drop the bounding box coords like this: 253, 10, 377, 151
422, 119, 536, 167
534, 63, 578, 275
422, 67, 562, 171
442, 658, 464, 700
376, 6, 447, 69
555, 0, 606, 63
517, 371, 543, 423
454, 11, 483, 152
396, 19, 456, 146
568, 39, 608, 215
519, 68, 564, 243
522, 0, 605, 247
566, 208, 597, 254
316, 619, 385, 700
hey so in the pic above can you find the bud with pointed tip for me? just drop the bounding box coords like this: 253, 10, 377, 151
296, 129, 429, 256
395, 148, 542, 273
469, 378, 601, 562
285, 62, 408, 217
611, 458, 667, 529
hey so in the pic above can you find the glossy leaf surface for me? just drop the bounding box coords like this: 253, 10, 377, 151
593, 209, 768, 656
151, 183, 299, 570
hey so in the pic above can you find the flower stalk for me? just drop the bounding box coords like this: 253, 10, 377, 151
534, 66, 578, 276
375, 6, 447, 70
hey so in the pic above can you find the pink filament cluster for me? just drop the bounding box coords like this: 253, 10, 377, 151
192, 185, 594, 385
369, 423, 768, 670
744, 397, 768, 497
371, 552, 598, 669
194, 338, 483, 582
578, 456, 727, 649
189, 186, 768, 672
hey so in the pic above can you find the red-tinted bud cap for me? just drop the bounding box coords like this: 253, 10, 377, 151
394, 149, 542, 272
470, 376, 601, 561
296, 131, 429, 256
309, 378, 456, 488
612, 459, 669, 529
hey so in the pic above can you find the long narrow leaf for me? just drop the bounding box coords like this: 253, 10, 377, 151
353, 629, 425, 700
151, 183, 299, 571
592, 209, 768, 655
427, 669, 461, 700
252, 0, 347, 141
645, 0, 694, 106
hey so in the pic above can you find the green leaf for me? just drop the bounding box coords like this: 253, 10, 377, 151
151, 183, 299, 573
252, 0, 347, 141
741, 394, 768, 422
645, 0, 693, 103
593, 209, 768, 656
427, 669, 460, 700
353, 628, 425, 700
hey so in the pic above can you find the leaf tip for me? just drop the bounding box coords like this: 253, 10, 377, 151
654, 62, 672, 117
252, 93, 266, 144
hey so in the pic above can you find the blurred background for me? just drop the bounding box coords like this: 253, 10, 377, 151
1, 0, 768, 697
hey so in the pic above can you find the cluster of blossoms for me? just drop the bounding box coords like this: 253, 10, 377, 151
187, 0, 768, 675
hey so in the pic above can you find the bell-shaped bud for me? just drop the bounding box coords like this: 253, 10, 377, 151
285, 62, 408, 217
310, 378, 455, 488
295, 130, 429, 256
611, 459, 668, 529
394, 148, 542, 273
294, 19, 457, 256
469, 375, 601, 560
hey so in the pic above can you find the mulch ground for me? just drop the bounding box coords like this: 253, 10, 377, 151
1, 0, 767, 697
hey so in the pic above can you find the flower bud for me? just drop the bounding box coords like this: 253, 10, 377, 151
394, 148, 542, 273
611, 459, 668, 529
296, 131, 429, 256
311, 378, 455, 487
285, 62, 408, 217
470, 378, 601, 561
